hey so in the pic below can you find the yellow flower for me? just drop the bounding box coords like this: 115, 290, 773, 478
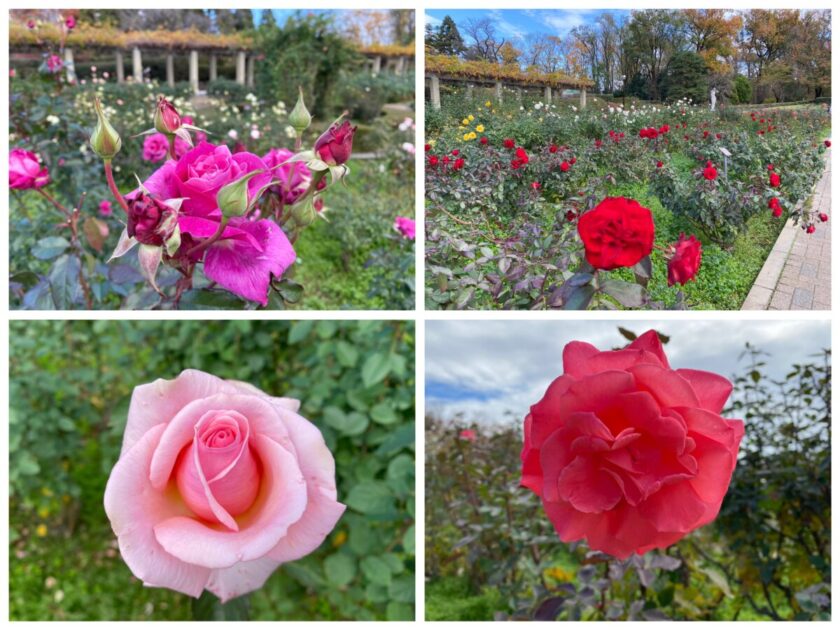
476, 124, 485, 133
468, 114, 475, 121
461, 118, 470, 125
468, 132, 477, 140
36, 524, 48, 537
544, 566, 576, 582
463, 132, 474, 141
485, 101, 492, 108
38, 506, 50, 519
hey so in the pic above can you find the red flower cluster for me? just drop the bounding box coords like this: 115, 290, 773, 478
768, 197, 783, 218
607, 130, 625, 143
639, 127, 659, 140
577, 197, 655, 270
667, 233, 702, 286
511, 147, 529, 170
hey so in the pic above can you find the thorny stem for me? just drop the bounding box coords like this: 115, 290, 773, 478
103, 160, 130, 214
35, 187, 71, 217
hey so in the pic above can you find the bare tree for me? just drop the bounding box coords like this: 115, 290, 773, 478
462, 18, 506, 63
522, 33, 565, 73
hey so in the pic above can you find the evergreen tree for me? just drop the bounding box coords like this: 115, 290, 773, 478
428, 16, 466, 56
660, 51, 710, 103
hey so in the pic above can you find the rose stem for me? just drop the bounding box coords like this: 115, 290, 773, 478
186, 217, 229, 258
103, 160, 130, 214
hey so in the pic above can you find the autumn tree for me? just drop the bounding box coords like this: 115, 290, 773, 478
623, 10, 686, 101
427, 15, 466, 57
683, 9, 741, 74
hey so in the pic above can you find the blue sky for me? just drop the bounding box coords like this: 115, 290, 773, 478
426, 320, 831, 424
425, 9, 630, 42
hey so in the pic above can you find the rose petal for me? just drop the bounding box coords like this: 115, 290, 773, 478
676, 369, 733, 414
628, 364, 700, 409
154, 434, 308, 569
627, 330, 670, 367
637, 482, 707, 533
555, 456, 623, 513
206, 556, 280, 603
267, 483, 346, 564
104, 424, 210, 597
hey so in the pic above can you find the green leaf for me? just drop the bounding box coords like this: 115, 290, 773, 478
275, 278, 303, 304
336, 341, 359, 367
600, 279, 645, 308
386, 602, 414, 621
360, 555, 393, 586
324, 553, 356, 588
361, 352, 391, 388
48, 254, 84, 309
346, 481, 394, 515
288, 321, 314, 344
178, 289, 244, 310
402, 525, 415, 554
16, 452, 40, 476
700, 566, 733, 597
370, 402, 398, 425
191, 590, 250, 620
562, 283, 595, 310
32, 236, 70, 260
388, 574, 415, 603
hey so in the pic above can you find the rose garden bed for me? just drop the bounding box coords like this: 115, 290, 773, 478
425, 94, 830, 310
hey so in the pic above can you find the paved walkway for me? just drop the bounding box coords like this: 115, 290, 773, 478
742, 153, 831, 310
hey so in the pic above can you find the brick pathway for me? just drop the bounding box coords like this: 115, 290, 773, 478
742, 154, 831, 310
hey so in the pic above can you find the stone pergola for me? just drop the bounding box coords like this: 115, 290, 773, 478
361, 51, 415, 76
426, 73, 591, 110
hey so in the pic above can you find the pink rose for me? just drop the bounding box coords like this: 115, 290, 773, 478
10, 148, 50, 190
521, 330, 743, 559
263, 148, 311, 205
99, 200, 113, 217
139, 141, 272, 218
142, 132, 191, 163
104, 369, 345, 601
45, 54, 63, 73
394, 216, 416, 240
459, 429, 476, 442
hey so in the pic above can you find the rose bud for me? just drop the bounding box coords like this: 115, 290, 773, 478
127, 193, 178, 246
314, 119, 356, 166
667, 233, 702, 286
819, 213, 829, 222
9, 148, 50, 190
154, 96, 182, 135
806, 224, 816, 234
824, 140, 831, 148
288, 87, 312, 134
90, 97, 122, 160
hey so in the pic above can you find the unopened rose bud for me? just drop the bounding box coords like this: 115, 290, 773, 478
127, 193, 178, 246
291, 197, 317, 227
154, 96, 181, 135
289, 87, 312, 134
217, 170, 264, 218
90, 97, 122, 160
314, 118, 356, 166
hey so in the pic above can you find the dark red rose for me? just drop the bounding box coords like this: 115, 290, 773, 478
549, 145, 559, 153
565, 210, 576, 222
451, 149, 459, 156
703, 165, 718, 181
769, 172, 781, 188
560, 161, 570, 172
768, 197, 782, 218
480, 136, 489, 145
577, 197, 655, 270
767, 164, 775, 171
127, 193, 178, 246
656, 161, 663, 168
667, 233, 702, 286
503, 138, 516, 149
314, 119, 356, 166
716, 133, 722, 139
806, 225, 816, 234
594, 139, 603, 149
453, 158, 465, 170
825, 140, 831, 148
428, 155, 439, 167
819, 213, 828, 222
424, 143, 431, 152
570, 157, 576, 165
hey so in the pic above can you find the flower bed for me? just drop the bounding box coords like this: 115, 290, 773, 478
425, 94, 830, 310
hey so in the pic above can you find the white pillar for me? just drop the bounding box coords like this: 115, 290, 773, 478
189, 50, 199, 94
372, 55, 382, 75
166, 53, 175, 88
495, 81, 503, 103
430, 74, 441, 111
545, 86, 552, 103
246, 55, 255, 88
466, 84, 474, 101
115, 51, 125, 83
209, 54, 218, 81
395, 56, 405, 76
235, 51, 246, 85
63, 48, 76, 83
580, 87, 587, 109
132, 47, 142, 83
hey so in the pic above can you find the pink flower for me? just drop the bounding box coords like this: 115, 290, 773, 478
459, 429, 477, 442
394, 216, 416, 240
178, 215, 296, 306
64, 15, 76, 30
262, 148, 312, 205
522, 331, 743, 559
99, 200, 113, 217
143, 132, 190, 163
104, 369, 344, 602
314, 120, 356, 166
9, 148, 50, 190
45, 54, 63, 73
138, 141, 273, 219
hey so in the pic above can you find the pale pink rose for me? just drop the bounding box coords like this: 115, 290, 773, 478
104, 369, 345, 602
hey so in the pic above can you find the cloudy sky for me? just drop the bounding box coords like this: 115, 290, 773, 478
425, 9, 630, 42
426, 319, 830, 424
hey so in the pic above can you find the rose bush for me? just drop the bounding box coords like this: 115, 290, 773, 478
521, 330, 744, 558
104, 369, 345, 602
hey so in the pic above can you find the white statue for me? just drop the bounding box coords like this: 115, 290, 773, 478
710, 87, 717, 112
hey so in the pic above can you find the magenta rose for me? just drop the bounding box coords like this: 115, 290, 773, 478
522, 330, 744, 559
139, 141, 273, 218
104, 369, 345, 601
314, 120, 356, 166
263, 148, 311, 205
143, 132, 190, 163
10, 148, 50, 190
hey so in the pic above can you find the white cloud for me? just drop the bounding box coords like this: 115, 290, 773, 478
425, 13, 442, 28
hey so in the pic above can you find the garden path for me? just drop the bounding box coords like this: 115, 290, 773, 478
742, 153, 831, 310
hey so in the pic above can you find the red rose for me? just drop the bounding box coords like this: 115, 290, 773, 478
531, 181, 541, 190
314, 119, 357, 166
515, 147, 529, 164
452, 158, 465, 170
503, 138, 516, 149
522, 331, 744, 559
819, 213, 829, 222
825, 140, 831, 148
459, 429, 476, 442
807, 225, 816, 234
656, 161, 663, 168
511, 159, 522, 170
594, 139, 603, 149
659, 124, 670, 134
768, 197, 782, 218
549, 145, 559, 153
480, 137, 489, 145
570, 157, 577, 165
767, 164, 774, 171
667, 233, 702, 286
451, 149, 459, 156
442, 156, 451, 165
703, 130, 710, 138
715, 133, 722, 139
560, 161, 570, 173
424, 143, 431, 152
428, 155, 439, 167
703, 166, 717, 181
565, 210, 577, 222
577, 197, 655, 270
769, 172, 781, 188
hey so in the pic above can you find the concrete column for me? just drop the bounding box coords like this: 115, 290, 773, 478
115, 51, 125, 83
235, 51, 246, 85
544, 86, 552, 103
165, 53, 175, 88
372, 55, 382, 74
395, 56, 405, 76
516, 87, 523, 102
495, 81, 503, 103
246, 55, 255, 88
209, 54, 218, 81
466, 83, 474, 101
63, 48, 76, 83
430, 74, 441, 111
132, 47, 142, 83
580, 87, 587, 109
189, 50, 199, 94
